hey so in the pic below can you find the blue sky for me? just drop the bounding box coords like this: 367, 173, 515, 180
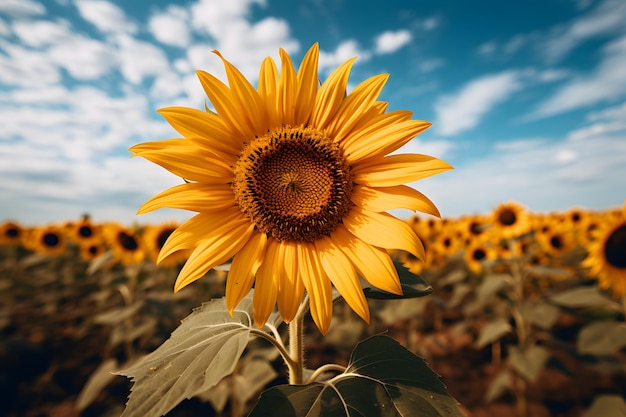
1, 0, 625, 225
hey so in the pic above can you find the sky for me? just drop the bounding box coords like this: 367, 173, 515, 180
1, 0, 625, 225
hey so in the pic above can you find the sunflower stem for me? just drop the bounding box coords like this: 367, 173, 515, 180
288, 296, 310, 385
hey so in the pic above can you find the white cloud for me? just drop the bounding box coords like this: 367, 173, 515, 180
0, 0, 45, 17
567, 100, 626, 141
0, 39, 60, 86
148, 5, 191, 48
542, 0, 626, 62
116, 34, 171, 84
48, 35, 118, 80
477, 41, 497, 56
531, 34, 626, 118
412, 135, 626, 218
418, 58, 444, 73
374, 30, 412, 55
75, 0, 137, 35
12, 19, 73, 47
434, 71, 522, 136
319, 40, 370, 72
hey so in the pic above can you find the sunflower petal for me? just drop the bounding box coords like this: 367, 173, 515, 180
326, 73, 389, 142
157, 107, 241, 155
345, 119, 431, 163
315, 236, 371, 324
226, 232, 267, 314
276, 242, 304, 323
159, 209, 245, 262
310, 57, 356, 130
196, 69, 253, 139
258, 56, 279, 128
253, 238, 280, 327
343, 207, 426, 260
295, 43, 319, 124
173, 219, 254, 292
137, 182, 235, 214
130, 139, 233, 183
351, 185, 441, 217
332, 225, 402, 295
278, 48, 297, 126
353, 154, 453, 187
340, 109, 412, 152
213, 50, 268, 135
297, 242, 333, 334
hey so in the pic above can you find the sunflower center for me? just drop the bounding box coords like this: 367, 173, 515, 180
498, 209, 517, 226
6, 227, 19, 238
605, 224, 626, 269
79, 225, 93, 238
157, 228, 175, 249
550, 235, 563, 249
472, 248, 486, 261
233, 126, 353, 242
117, 231, 139, 251
43, 232, 60, 247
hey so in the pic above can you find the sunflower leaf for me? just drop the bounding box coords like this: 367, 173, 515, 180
116, 293, 261, 417
248, 335, 464, 417
363, 262, 433, 299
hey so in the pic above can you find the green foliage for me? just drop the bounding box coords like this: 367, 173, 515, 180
117, 293, 276, 417
248, 335, 465, 417
363, 261, 433, 300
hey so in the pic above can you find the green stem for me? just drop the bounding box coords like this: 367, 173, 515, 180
288, 296, 309, 385
509, 239, 529, 417
305, 364, 346, 384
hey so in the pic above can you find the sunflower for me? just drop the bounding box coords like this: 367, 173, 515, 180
583, 203, 626, 297
103, 223, 145, 266
67, 215, 101, 245
464, 238, 494, 275
131, 43, 452, 333
0, 221, 23, 246
489, 201, 530, 240
26, 224, 66, 256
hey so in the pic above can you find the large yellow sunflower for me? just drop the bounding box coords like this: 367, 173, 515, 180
131, 43, 452, 334
583, 203, 626, 297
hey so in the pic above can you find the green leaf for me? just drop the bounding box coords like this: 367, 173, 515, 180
583, 395, 626, 417
364, 262, 433, 299
484, 369, 513, 403
550, 287, 619, 309
519, 300, 560, 330
508, 345, 550, 382
475, 318, 511, 349
577, 321, 626, 355
248, 335, 465, 417
116, 292, 266, 417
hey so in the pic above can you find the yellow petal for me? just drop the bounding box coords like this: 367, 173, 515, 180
137, 182, 236, 214
253, 238, 280, 327
326, 73, 389, 142
351, 185, 441, 217
278, 48, 297, 126
258, 56, 279, 129
343, 207, 426, 260
295, 43, 319, 124
340, 109, 412, 152
310, 57, 356, 130
226, 232, 267, 314
196, 69, 254, 139
174, 219, 254, 292
212, 50, 268, 135
276, 241, 304, 323
345, 119, 431, 163
159, 209, 244, 261
157, 106, 241, 155
130, 139, 233, 183
332, 225, 402, 295
315, 236, 371, 324
297, 242, 333, 334
352, 154, 453, 187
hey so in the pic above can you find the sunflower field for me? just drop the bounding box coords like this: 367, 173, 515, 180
1, 201, 625, 417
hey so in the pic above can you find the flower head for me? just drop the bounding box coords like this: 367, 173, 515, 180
132, 43, 452, 333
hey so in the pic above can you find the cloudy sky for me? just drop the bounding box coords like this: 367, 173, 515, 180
1, 0, 625, 225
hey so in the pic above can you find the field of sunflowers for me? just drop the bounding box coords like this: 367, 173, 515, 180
1, 200, 626, 417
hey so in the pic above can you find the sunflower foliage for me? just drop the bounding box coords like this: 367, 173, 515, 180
117, 271, 463, 417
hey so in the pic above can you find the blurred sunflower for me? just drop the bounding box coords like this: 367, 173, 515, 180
0, 221, 23, 246
131, 43, 452, 333
583, 203, 626, 297
103, 223, 145, 265
26, 225, 66, 256
79, 241, 106, 262
67, 215, 101, 245
464, 238, 494, 275
143, 222, 190, 267
490, 201, 530, 240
